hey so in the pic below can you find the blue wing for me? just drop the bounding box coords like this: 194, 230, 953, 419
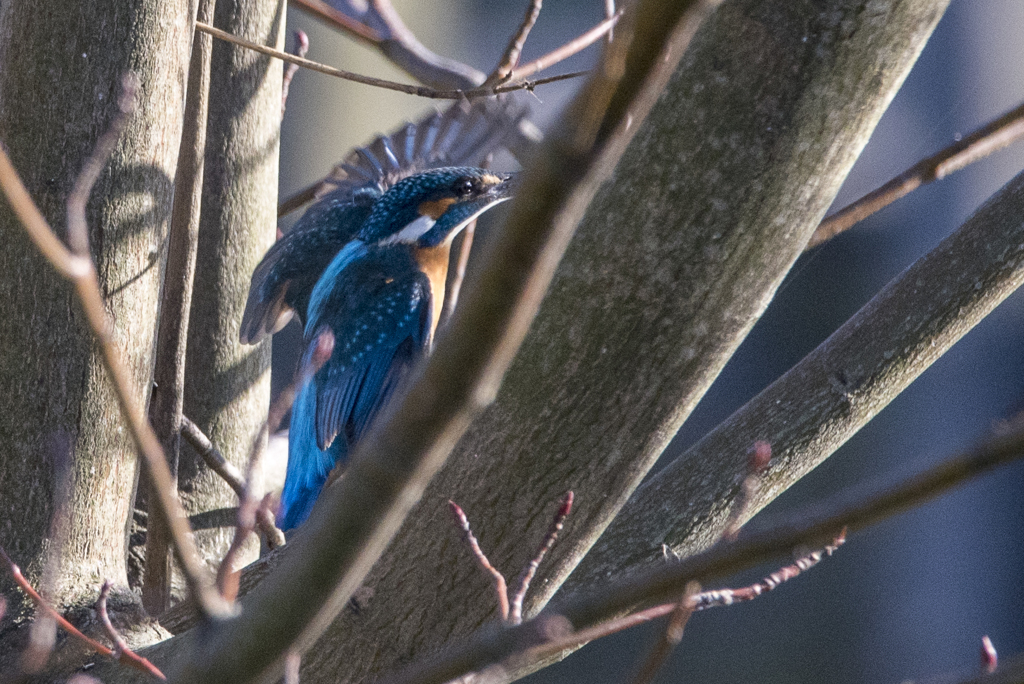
239, 197, 374, 344
278, 246, 432, 529
311, 254, 431, 450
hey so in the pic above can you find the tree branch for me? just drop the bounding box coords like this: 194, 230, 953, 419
144, 0, 217, 616
484, 0, 543, 87
195, 22, 588, 99
808, 97, 1024, 249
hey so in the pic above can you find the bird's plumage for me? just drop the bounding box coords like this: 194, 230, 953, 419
239, 99, 525, 344
277, 167, 516, 530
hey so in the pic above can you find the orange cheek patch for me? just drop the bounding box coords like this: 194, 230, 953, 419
418, 197, 457, 219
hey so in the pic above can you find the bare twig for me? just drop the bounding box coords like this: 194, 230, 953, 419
96, 581, 166, 679
723, 441, 771, 541
282, 30, 310, 116
196, 22, 590, 99
982, 636, 998, 674
0, 547, 166, 679
377, 423, 1024, 684
441, 222, 476, 326
509, 491, 573, 624
626, 582, 698, 684
181, 416, 246, 498
807, 99, 1024, 249
484, 0, 543, 87
145, 0, 217, 615
0, 77, 231, 621
604, 0, 616, 42
507, 11, 621, 83
449, 501, 510, 621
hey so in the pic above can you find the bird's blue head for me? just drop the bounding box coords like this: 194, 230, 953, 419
358, 167, 516, 248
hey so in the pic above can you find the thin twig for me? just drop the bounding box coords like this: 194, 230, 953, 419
145, 0, 216, 615
0, 77, 231, 621
982, 636, 998, 674
282, 30, 310, 116
509, 491, 573, 625
181, 416, 246, 498
723, 441, 771, 541
441, 222, 476, 326
507, 11, 621, 83
96, 581, 166, 680
377, 421, 1024, 684
808, 99, 1024, 249
604, 0, 616, 42
449, 501, 510, 621
626, 582, 698, 684
0, 547, 166, 680
196, 22, 590, 99
485, 0, 543, 87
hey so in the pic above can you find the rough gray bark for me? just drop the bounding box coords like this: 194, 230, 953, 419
177, 0, 283, 595
0, 0, 193, 629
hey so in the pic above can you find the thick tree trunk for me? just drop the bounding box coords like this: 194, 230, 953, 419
176, 0, 282, 598
0, 0, 193, 642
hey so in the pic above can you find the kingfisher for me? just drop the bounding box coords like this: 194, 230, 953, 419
239, 99, 525, 344
278, 167, 516, 530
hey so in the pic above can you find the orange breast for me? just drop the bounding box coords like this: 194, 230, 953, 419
413, 242, 453, 338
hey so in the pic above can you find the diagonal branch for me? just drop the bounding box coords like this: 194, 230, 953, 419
484, 0, 543, 87
807, 98, 1024, 249
195, 22, 585, 99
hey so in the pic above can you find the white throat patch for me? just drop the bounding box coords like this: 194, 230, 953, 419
380, 214, 436, 245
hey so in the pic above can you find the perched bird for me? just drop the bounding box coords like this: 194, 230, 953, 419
239, 99, 526, 345
278, 167, 516, 530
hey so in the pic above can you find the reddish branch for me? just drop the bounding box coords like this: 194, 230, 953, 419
449, 501, 510, 621
723, 440, 772, 541
982, 636, 998, 674
627, 582, 698, 684
281, 30, 310, 116
808, 98, 1024, 249
0, 547, 165, 680
450, 493, 574, 624
509, 491, 574, 624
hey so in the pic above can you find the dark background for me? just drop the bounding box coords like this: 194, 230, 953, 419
278, 2, 1024, 682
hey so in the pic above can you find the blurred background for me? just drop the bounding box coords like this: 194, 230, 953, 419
277, 2, 1024, 682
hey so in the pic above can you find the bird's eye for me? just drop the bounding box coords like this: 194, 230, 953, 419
455, 179, 476, 197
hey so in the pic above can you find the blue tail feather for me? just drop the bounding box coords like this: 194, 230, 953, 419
279, 379, 347, 530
